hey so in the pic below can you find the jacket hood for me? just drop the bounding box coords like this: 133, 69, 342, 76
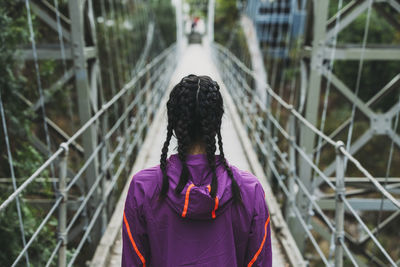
164, 153, 233, 220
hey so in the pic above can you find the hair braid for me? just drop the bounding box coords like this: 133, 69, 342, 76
217, 128, 242, 203
175, 130, 192, 194
203, 127, 218, 198
159, 74, 242, 203
174, 84, 195, 194
159, 123, 173, 198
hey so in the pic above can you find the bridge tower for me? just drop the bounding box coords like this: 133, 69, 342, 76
297, 0, 400, 256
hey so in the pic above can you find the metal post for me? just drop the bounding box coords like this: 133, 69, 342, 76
295, 0, 330, 251
334, 141, 345, 267
175, 0, 183, 53
68, 0, 101, 245
286, 113, 297, 226
100, 115, 108, 233
58, 143, 69, 267
207, 0, 215, 46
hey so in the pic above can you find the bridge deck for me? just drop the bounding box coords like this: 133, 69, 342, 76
92, 44, 288, 267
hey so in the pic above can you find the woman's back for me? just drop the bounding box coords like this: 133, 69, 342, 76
122, 153, 271, 266
122, 74, 271, 266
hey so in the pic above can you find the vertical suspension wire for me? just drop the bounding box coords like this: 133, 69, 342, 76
314, 0, 344, 169
99, 0, 120, 118
344, 0, 373, 168
264, 1, 280, 147
264, 1, 279, 81
0, 94, 30, 266
24, 0, 56, 190
126, 0, 141, 72
270, 0, 286, 141
115, 0, 133, 174
121, 0, 137, 81
118, 1, 132, 76
312, 2, 354, 260
131, 0, 147, 69
287, 0, 306, 106
107, 0, 124, 90
53, 0, 75, 132
115, 0, 132, 82
275, 0, 295, 123
376, 95, 400, 236
149, 0, 166, 57
287, 0, 307, 111
89, 0, 110, 232
131, 0, 148, 74
255, 0, 275, 172
313, 0, 344, 199
254, 0, 273, 100
111, 0, 129, 85
102, 0, 125, 160
273, 0, 291, 128
99, 0, 124, 179
269, 0, 285, 91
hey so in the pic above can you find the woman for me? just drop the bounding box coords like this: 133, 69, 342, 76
122, 74, 272, 266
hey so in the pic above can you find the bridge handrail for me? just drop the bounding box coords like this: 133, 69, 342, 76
0, 43, 176, 214
212, 42, 399, 266
212, 42, 400, 210
2, 43, 177, 266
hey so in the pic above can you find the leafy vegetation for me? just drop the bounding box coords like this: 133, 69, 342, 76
1, 0, 176, 266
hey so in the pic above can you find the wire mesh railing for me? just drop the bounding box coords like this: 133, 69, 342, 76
0, 1, 178, 266
211, 42, 399, 266
0, 43, 177, 267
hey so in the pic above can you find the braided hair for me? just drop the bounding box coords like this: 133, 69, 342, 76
159, 74, 242, 203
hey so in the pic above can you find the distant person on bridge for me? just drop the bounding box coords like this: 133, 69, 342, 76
122, 74, 272, 266
191, 16, 199, 33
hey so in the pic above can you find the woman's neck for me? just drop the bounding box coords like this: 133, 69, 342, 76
188, 143, 206, 155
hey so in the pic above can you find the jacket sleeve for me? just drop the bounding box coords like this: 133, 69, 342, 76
121, 177, 150, 267
245, 183, 272, 267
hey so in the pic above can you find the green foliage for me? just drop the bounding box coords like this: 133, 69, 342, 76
0, 2, 58, 266
0, 201, 58, 266
328, 4, 400, 111
214, 0, 238, 44
1, 1, 177, 264
214, 0, 251, 70
0, 2, 32, 138
151, 0, 177, 46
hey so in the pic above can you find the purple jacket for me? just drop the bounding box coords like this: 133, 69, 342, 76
122, 153, 272, 267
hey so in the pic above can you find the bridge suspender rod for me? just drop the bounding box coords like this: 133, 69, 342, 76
334, 141, 345, 267
344, 0, 373, 169
0, 43, 175, 213
271, 0, 286, 135
53, 0, 75, 133
25, 0, 57, 191
212, 41, 400, 213
275, 0, 296, 120
269, 0, 285, 93
312, 2, 344, 257
377, 96, 400, 236
287, 0, 308, 112
0, 93, 30, 267
314, 0, 344, 176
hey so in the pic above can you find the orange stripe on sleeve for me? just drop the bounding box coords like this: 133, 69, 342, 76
123, 211, 146, 266
247, 214, 271, 267
182, 184, 195, 218
211, 196, 219, 219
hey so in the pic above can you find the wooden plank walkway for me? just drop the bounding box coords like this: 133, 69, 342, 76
91, 43, 292, 267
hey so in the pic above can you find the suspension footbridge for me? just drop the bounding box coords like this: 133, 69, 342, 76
1, 0, 399, 266
91, 44, 291, 267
